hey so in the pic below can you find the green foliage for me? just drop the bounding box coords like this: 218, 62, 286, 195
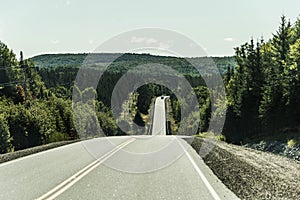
0, 114, 11, 153
0, 42, 79, 153
194, 86, 211, 132
224, 39, 263, 142
287, 139, 296, 148
22, 59, 47, 99
224, 15, 300, 143
32, 53, 88, 68
6, 100, 59, 150
49, 132, 66, 143
97, 111, 118, 136
0, 41, 25, 99
73, 100, 100, 138
32, 53, 236, 76
216, 134, 226, 141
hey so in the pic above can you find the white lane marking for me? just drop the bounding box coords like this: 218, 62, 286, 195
36, 138, 136, 200
0, 142, 81, 168
176, 137, 221, 200
0, 137, 130, 168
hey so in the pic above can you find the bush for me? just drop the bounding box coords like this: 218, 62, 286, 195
217, 134, 226, 141
0, 114, 11, 153
287, 139, 296, 148
49, 132, 67, 142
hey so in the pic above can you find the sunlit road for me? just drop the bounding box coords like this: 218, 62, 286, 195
0, 96, 239, 200
152, 96, 168, 135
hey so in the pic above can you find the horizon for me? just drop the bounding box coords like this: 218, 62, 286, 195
29, 52, 235, 59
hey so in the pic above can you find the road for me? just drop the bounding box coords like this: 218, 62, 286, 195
152, 96, 168, 135
0, 96, 239, 200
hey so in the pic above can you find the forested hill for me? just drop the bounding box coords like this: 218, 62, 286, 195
31, 53, 236, 75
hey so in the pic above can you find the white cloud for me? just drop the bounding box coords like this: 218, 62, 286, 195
131, 36, 158, 45
158, 42, 171, 49
130, 36, 173, 51
50, 40, 59, 44
224, 38, 234, 42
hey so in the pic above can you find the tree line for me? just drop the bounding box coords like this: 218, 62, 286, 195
223, 15, 300, 143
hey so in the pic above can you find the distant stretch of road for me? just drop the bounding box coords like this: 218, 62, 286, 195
152, 96, 168, 135
0, 96, 239, 200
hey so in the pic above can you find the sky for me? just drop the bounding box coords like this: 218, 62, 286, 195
1, 0, 300, 58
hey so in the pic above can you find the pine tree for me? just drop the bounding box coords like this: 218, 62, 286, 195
0, 41, 25, 99
291, 17, 300, 43
22, 59, 47, 99
224, 39, 264, 142
259, 42, 283, 133
272, 15, 292, 66
285, 37, 300, 126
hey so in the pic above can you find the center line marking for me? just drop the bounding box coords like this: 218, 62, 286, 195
36, 138, 136, 200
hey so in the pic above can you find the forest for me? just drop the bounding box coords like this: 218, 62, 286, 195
223, 16, 300, 143
0, 15, 300, 153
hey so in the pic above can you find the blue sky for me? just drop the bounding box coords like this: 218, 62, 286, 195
1, 0, 300, 58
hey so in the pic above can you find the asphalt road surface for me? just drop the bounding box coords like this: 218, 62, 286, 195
0, 96, 239, 200
152, 96, 168, 135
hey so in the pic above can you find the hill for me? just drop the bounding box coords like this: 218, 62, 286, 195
31, 53, 236, 75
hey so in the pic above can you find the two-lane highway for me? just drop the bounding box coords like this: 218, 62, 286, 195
54, 136, 238, 200
0, 137, 238, 200
0, 96, 239, 200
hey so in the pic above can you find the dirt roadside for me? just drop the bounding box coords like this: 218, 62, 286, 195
186, 137, 300, 199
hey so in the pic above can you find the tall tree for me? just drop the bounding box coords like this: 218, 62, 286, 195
22, 59, 47, 99
272, 15, 292, 67
260, 15, 293, 132
224, 39, 263, 142
0, 41, 23, 98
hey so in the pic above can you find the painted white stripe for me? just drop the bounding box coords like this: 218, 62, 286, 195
0, 136, 130, 168
35, 138, 136, 200
0, 141, 81, 168
176, 137, 221, 200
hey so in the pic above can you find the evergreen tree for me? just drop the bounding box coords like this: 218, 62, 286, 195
224, 38, 264, 142
22, 59, 47, 99
0, 41, 23, 98
285, 38, 300, 126
272, 15, 292, 66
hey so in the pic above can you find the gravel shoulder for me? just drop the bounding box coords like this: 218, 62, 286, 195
187, 137, 300, 199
